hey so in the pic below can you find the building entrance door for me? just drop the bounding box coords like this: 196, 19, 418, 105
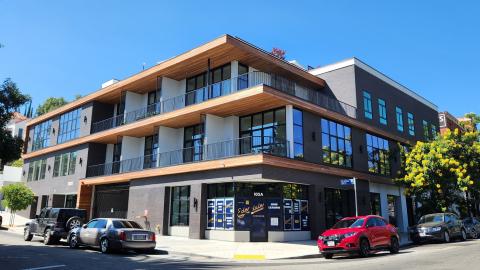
250, 197, 267, 242
93, 183, 129, 218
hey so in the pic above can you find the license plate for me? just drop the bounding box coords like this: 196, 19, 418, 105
132, 234, 147, 241
419, 232, 426, 237
327, 241, 335, 247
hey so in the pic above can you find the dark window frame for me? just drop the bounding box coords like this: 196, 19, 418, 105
321, 118, 353, 168
170, 186, 190, 226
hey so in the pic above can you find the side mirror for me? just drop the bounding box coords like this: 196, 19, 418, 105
82, 224, 88, 229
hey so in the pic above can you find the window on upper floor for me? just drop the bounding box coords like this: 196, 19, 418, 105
57, 108, 82, 144
53, 151, 77, 177
395, 107, 404, 132
378, 99, 387, 125
431, 124, 437, 139
422, 120, 429, 140
407, 113, 415, 136
366, 133, 391, 176
144, 134, 159, 169
27, 159, 47, 182
293, 108, 304, 160
32, 120, 52, 151
184, 124, 204, 162
18, 128, 24, 138
321, 118, 353, 168
186, 64, 231, 106
363, 91, 373, 119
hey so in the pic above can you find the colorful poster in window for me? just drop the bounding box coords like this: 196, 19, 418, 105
207, 199, 215, 229
215, 199, 225, 229
301, 200, 309, 230
225, 198, 234, 230
236, 198, 251, 230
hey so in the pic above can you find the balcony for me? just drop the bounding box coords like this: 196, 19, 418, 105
86, 136, 289, 178
91, 71, 357, 134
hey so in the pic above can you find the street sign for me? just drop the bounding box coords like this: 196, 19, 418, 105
340, 179, 355, 186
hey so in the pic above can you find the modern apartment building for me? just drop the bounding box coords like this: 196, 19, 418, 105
20, 35, 439, 242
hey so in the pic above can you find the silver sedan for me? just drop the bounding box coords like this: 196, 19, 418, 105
67, 218, 156, 254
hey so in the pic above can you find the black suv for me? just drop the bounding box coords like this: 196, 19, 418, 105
24, 207, 87, 245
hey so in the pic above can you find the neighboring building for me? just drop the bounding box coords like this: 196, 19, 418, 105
438, 111, 464, 135
19, 35, 439, 242
457, 117, 477, 132
0, 165, 23, 211
6, 112, 28, 140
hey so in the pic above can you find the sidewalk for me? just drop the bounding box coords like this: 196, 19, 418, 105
155, 235, 319, 260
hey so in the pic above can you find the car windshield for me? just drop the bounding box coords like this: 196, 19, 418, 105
112, 220, 142, 229
332, 218, 365, 229
419, 214, 444, 223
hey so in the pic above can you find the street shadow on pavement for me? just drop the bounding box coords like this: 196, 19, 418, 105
0, 227, 8, 231
331, 250, 413, 261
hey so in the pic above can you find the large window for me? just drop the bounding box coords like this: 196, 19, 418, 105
170, 186, 190, 226
366, 134, 391, 176
325, 188, 353, 229
422, 120, 429, 140
321, 119, 353, 168
184, 124, 204, 162
32, 120, 52, 151
186, 64, 231, 105
431, 124, 437, 139
378, 98, 387, 125
239, 108, 286, 155
27, 159, 47, 182
395, 107, 404, 132
207, 183, 235, 230
144, 134, 159, 169
363, 91, 373, 119
293, 108, 304, 159
57, 108, 82, 144
407, 113, 415, 136
64, 194, 77, 208
53, 151, 77, 177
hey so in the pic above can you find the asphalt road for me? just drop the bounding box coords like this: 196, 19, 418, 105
1, 229, 480, 270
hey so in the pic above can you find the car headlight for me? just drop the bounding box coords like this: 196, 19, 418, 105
318, 235, 324, 240
431, 227, 442, 232
343, 232, 357, 238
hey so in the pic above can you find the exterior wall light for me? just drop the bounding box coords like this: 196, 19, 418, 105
84, 115, 88, 123
79, 158, 83, 165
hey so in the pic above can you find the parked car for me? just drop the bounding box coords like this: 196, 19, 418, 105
67, 218, 156, 254
463, 217, 480, 239
317, 215, 400, 259
24, 207, 86, 245
409, 213, 467, 244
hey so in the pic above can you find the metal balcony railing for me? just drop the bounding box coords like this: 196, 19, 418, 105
91, 71, 357, 133
86, 136, 289, 178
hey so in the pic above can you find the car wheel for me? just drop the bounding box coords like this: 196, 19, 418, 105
358, 239, 370, 257
24, 227, 33, 241
324, 253, 333, 259
461, 229, 467, 241
471, 230, 478, 239
68, 233, 79, 249
44, 229, 54, 245
443, 231, 451, 243
100, 238, 110, 254
66, 216, 83, 231
390, 237, 400, 254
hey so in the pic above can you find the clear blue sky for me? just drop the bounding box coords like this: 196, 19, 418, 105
1, 1, 479, 117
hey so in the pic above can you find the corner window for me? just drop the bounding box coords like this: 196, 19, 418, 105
366, 133, 391, 176
321, 119, 353, 168
170, 186, 190, 226
293, 108, 304, 159
32, 120, 52, 151
407, 113, 415, 136
395, 107, 404, 132
363, 91, 373, 119
378, 99, 387, 125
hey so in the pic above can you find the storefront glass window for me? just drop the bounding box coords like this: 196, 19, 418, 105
170, 186, 190, 226
324, 188, 353, 229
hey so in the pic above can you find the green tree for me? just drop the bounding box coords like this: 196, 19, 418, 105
0, 79, 30, 167
463, 112, 480, 131
8, 158, 23, 167
397, 129, 480, 217
1, 183, 34, 226
35, 97, 68, 116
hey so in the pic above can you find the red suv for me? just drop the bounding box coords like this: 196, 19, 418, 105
317, 215, 400, 259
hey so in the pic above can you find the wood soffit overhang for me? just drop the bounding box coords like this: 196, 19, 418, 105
78, 154, 394, 187
23, 85, 413, 160
27, 34, 325, 127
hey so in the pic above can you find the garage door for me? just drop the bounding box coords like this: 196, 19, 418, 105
93, 183, 129, 218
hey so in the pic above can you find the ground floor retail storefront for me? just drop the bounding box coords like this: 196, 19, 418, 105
79, 165, 411, 242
